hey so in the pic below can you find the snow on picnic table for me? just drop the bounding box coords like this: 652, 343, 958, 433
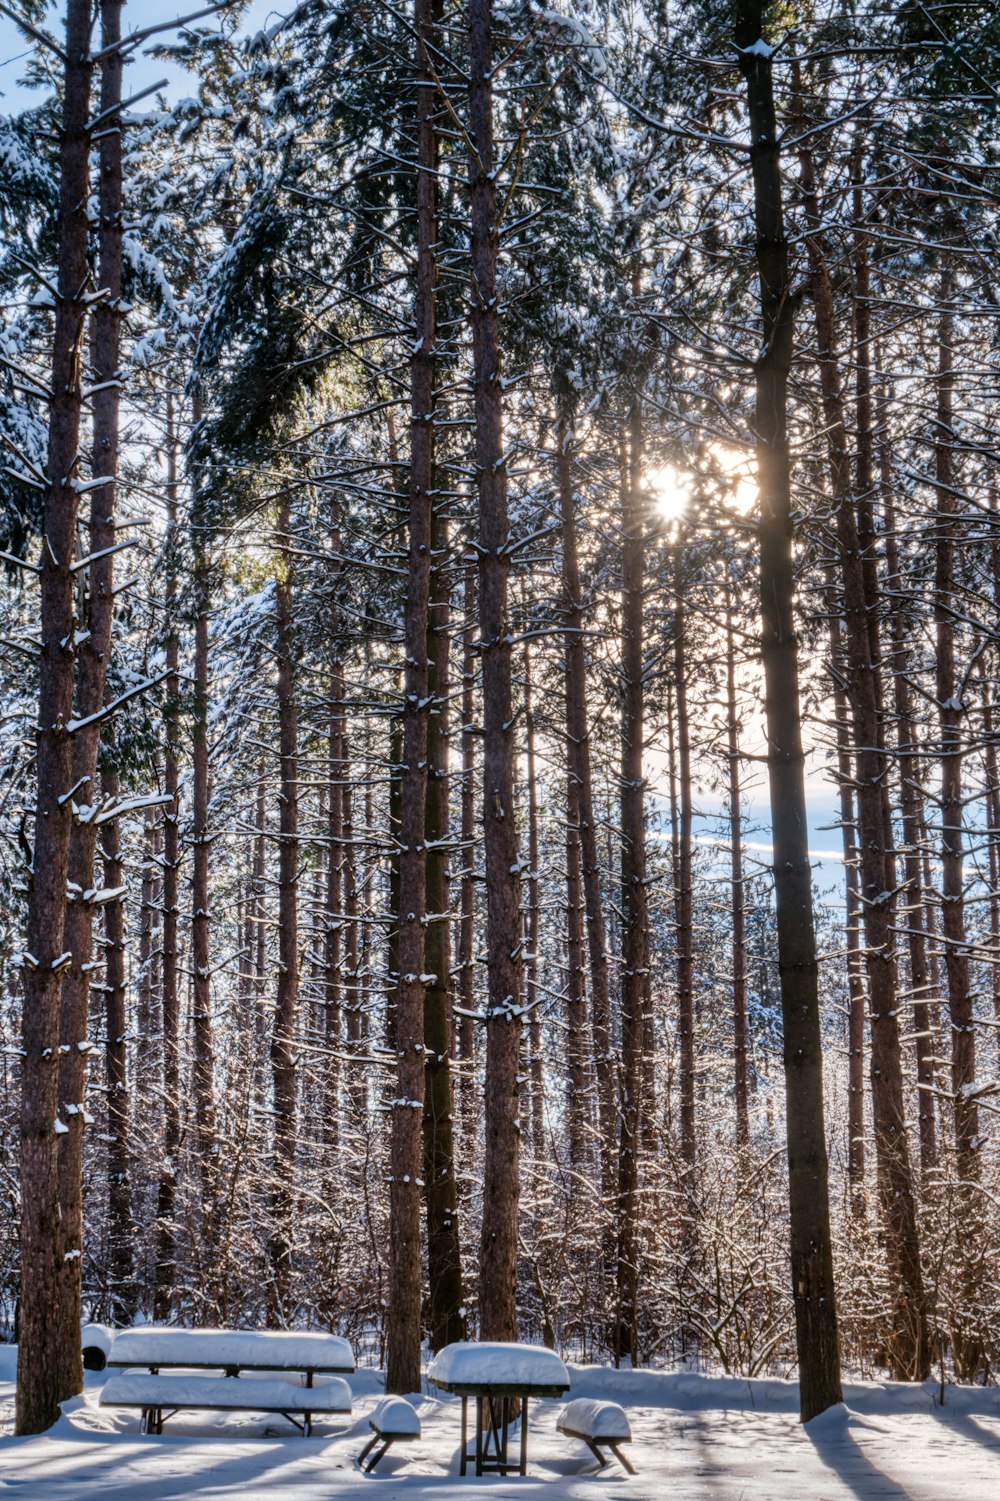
107, 1326, 355, 1371
427, 1341, 570, 1389
2, 1344, 1000, 1499
100, 1372, 353, 1413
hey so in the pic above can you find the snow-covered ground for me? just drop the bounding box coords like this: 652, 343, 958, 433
1, 1343, 999, 1499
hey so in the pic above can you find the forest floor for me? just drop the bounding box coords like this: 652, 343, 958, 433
1, 1345, 998, 1499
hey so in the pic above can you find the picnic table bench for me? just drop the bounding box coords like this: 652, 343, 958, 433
557, 1397, 636, 1474
100, 1327, 356, 1436
357, 1395, 422, 1472
100, 1371, 352, 1436
427, 1341, 571, 1477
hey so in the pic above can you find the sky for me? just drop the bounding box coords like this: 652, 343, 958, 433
0, 0, 283, 112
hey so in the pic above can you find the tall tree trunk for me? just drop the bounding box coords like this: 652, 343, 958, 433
386, 711, 403, 1055
423, 517, 465, 1352
386, 0, 438, 1389
190, 533, 218, 1301
268, 494, 299, 1322
879, 444, 938, 1182
457, 564, 477, 1148
155, 400, 182, 1319
935, 282, 976, 1176
734, 15, 842, 1420
824, 592, 866, 1200
522, 637, 544, 1154
983, 494, 1000, 1056
135, 813, 160, 1104
50, 0, 122, 1401
469, 0, 523, 1341
616, 402, 649, 1369
672, 538, 696, 1170
342, 766, 364, 1122
556, 421, 615, 1206
978, 671, 1000, 1044
725, 597, 750, 1152
324, 663, 345, 1151
17, 0, 93, 1434
101, 765, 132, 1321
565, 775, 589, 1171
934, 274, 983, 1380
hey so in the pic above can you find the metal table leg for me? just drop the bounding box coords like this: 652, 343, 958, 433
461, 1395, 468, 1476
476, 1395, 484, 1476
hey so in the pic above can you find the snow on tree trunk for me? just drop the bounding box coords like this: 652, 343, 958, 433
101, 764, 132, 1322
268, 492, 299, 1323
155, 401, 182, 1321
423, 514, 465, 1352
386, 0, 438, 1391
469, 0, 523, 1344
16, 0, 93, 1437
55, 0, 125, 1399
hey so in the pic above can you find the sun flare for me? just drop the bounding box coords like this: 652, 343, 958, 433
647, 464, 691, 522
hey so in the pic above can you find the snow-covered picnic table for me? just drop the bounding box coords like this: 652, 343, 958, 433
106, 1327, 355, 1386
427, 1342, 571, 1476
100, 1328, 357, 1438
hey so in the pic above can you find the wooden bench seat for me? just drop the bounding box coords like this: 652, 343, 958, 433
357, 1395, 421, 1472
100, 1372, 352, 1437
557, 1398, 636, 1474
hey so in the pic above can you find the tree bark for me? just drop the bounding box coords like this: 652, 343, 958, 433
387, 0, 438, 1388
135, 812, 159, 1104
556, 421, 615, 1204
190, 525, 218, 1299
268, 493, 299, 1322
734, 15, 843, 1419
423, 516, 465, 1351
725, 596, 750, 1152
155, 398, 182, 1319
342, 764, 364, 1122
457, 564, 477, 1148
101, 765, 132, 1322
17, 0, 92, 1435
469, 0, 523, 1341
672, 537, 696, 1171
565, 774, 589, 1171
823, 591, 866, 1199
53, 0, 123, 1400
616, 403, 649, 1368
324, 662, 345, 1151
933, 273, 983, 1380
522, 637, 544, 1154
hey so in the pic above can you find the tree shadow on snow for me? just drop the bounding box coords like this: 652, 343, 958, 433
805, 1409, 917, 1501
923, 1392, 1000, 1463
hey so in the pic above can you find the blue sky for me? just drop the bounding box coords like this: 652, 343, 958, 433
0, 0, 282, 111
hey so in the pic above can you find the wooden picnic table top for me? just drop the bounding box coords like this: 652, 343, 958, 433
431, 1380, 571, 1397
426, 1340, 571, 1397
107, 1327, 355, 1374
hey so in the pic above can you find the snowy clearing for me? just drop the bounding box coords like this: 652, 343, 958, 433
2, 1346, 999, 1499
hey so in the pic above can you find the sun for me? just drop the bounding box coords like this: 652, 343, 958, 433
646, 464, 691, 522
